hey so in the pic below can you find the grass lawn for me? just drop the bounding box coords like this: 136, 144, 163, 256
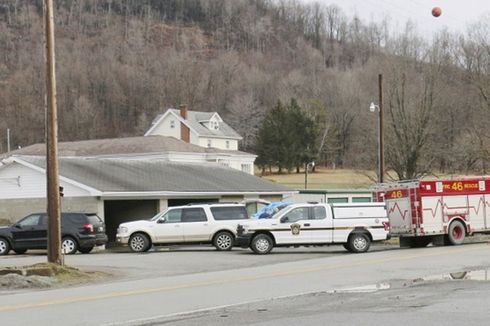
259, 168, 376, 190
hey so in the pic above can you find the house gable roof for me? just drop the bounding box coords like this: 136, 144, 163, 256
14, 156, 292, 195
147, 109, 242, 140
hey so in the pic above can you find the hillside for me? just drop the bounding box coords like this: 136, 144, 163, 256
0, 0, 488, 178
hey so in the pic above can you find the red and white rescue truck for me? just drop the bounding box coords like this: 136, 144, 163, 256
376, 178, 490, 248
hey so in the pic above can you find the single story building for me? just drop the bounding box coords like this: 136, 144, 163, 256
0, 156, 294, 241
290, 189, 374, 204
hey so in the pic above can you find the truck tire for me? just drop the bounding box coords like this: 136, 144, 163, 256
448, 220, 466, 245
213, 231, 234, 251
342, 243, 351, 251
0, 237, 10, 255
250, 234, 273, 254
347, 233, 371, 253
129, 233, 151, 252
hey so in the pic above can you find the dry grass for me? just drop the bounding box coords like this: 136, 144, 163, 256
0, 263, 109, 288
259, 168, 376, 189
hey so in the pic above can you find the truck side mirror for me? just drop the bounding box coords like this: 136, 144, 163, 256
280, 216, 289, 223
157, 219, 166, 224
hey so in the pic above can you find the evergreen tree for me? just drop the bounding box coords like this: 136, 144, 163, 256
256, 99, 318, 173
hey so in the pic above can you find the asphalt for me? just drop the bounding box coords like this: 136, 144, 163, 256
0, 242, 489, 325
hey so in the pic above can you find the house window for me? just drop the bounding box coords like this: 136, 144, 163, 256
327, 197, 349, 204
209, 121, 219, 130
218, 159, 229, 167
207, 139, 212, 147
170, 120, 175, 128
226, 141, 230, 149
352, 197, 371, 203
241, 164, 251, 174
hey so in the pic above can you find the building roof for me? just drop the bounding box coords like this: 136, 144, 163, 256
152, 109, 242, 139
4, 135, 251, 158
15, 156, 292, 194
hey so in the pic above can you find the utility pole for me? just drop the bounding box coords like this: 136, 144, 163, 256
304, 162, 308, 190
7, 129, 10, 153
44, 0, 62, 265
378, 74, 384, 183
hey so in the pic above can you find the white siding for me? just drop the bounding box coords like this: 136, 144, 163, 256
148, 114, 181, 139
147, 114, 200, 146
198, 137, 238, 150
0, 163, 91, 199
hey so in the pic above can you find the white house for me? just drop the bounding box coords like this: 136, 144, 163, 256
145, 105, 242, 151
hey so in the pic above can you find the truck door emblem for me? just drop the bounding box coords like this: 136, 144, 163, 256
291, 223, 301, 235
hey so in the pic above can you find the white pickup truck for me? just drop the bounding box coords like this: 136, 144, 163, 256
235, 202, 389, 254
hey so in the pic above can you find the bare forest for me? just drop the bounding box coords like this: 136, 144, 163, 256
0, 0, 489, 179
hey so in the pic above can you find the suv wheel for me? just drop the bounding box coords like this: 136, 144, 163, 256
0, 238, 10, 255
129, 233, 151, 252
62, 236, 78, 255
213, 231, 234, 251
251, 234, 273, 254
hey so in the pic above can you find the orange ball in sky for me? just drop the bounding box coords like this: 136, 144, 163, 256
432, 7, 442, 17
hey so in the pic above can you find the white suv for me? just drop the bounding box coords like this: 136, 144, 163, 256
116, 203, 248, 252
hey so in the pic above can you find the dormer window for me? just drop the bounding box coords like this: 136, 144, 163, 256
209, 121, 219, 130
170, 120, 175, 128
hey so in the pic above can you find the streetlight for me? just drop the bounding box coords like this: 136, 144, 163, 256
304, 161, 315, 189
370, 102, 384, 183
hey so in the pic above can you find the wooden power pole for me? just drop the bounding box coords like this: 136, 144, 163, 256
44, 0, 62, 265
378, 74, 384, 183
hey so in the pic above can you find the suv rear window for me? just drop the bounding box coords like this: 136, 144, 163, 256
64, 213, 86, 224
211, 206, 248, 220
87, 214, 103, 224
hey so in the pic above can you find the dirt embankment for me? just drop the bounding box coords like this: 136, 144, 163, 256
0, 263, 109, 290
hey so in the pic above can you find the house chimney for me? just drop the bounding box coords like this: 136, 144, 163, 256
179, 104, 188, 119
179, 104, 190, 143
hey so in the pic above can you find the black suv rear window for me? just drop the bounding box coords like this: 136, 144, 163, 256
87, 214, 103, 224
211, 206, 248, 220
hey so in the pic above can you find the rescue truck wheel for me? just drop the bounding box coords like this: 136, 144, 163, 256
448, 220, 466, 245
251, 234, 273, 254
347, 233, 370, 253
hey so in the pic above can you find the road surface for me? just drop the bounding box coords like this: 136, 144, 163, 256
0, 243, 489, 325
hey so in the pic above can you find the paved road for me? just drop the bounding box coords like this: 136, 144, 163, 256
0, 243, 397, 280
0, 243, 489, 325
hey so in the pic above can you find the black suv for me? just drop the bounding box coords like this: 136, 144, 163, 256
0, 213, 108, 255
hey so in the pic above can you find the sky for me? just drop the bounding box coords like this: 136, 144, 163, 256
304, 0, 489, 38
